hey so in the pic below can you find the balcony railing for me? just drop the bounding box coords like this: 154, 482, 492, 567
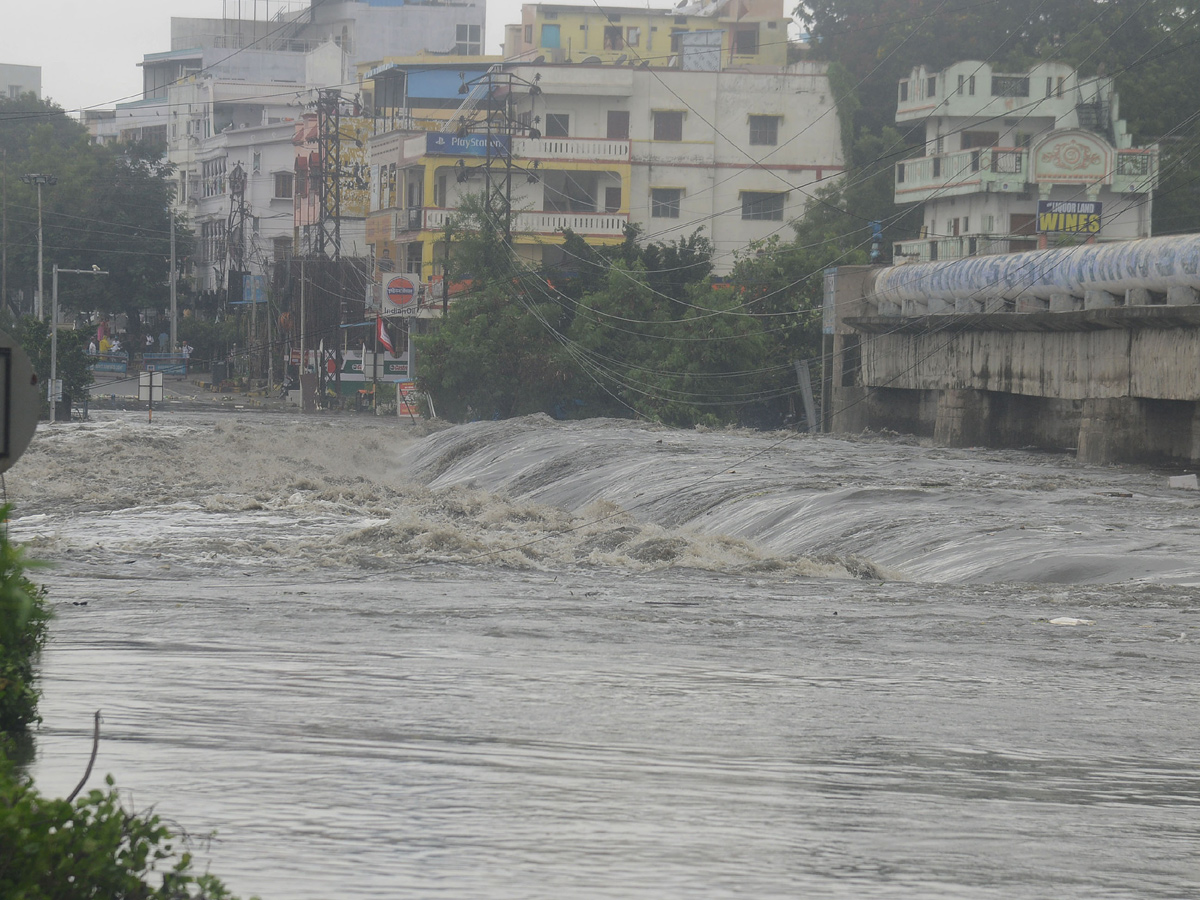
897, 147, 1157, 201
895, 148, 1027, 201
513, 136, 630, 163
893, 233, 1038, 263
397, 207, 629, 238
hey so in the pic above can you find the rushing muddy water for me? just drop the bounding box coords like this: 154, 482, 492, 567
9, 411, 1200, 899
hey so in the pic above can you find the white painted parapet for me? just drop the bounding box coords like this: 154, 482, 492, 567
872, 235, 1200, 309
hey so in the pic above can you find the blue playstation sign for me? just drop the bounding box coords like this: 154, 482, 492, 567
425, 132, 510, 157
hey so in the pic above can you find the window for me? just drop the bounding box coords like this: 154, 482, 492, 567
653, 110, 684, 141
969, 75, 976, 95
1046, 77, 1053, 98
735, 28, 758, 54
272, 236, 292, 261
604, 25, 623, 49
957, 74, 964, 94
961, 130, 999, 150
524, 24, 532, 43
670, 29, 687, 52
607, 110, 630, 140
455, 24, 482, 55
651, 188, 682, 218
274, 172, 294, 199
546, 113, 569, 137
749, 115, 779, 146
926, 76, 936, 97
541, 24, 561, 48
741, 191, 786, 221
626, 27, 641, 47
605, 187, 622, 213
991, 75, 1029, 97
252, 151, 261, 174
899, 80, 909, 102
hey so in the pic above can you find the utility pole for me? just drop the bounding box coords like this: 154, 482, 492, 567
21, 173, 56, 319
169, 210, 177, 350
50, 264, 108, 424
2, 149, 7, 314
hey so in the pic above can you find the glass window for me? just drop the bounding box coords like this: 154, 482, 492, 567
653, 110, 684, 141
605, 187, 622, 213
545, 113, 569, 137
899, 81, 909, 102
607, 110, 630, 140
741, 191, 785, 221
651, 188, 682, 218
541, 24, 561, 48
455, 24, 481, 55
926, 76, 936, 97
524, 24, 532, 43
626, 27, 641, 47
274, 172, 294, 199
748, 115, 779, 146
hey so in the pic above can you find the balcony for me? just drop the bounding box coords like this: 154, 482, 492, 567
896, 147, 1157, 203
895, 148, 1027, 203
513, 136, 630, 164
893, 234, 1039, 263
397, 207, 629, 238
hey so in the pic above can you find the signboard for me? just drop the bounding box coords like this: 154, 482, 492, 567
0, 331, 42, 474
138, 371, 164, 403
384, 274, 420, 316
425, 132, 510, 158
232, 273, 267, 305
1037, 200, 1102, 234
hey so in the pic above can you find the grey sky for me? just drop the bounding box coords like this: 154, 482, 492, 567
5, 0, 526, 113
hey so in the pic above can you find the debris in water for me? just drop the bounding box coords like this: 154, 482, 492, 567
1047, 616, 1095, 626
1168, 474, 1198, 490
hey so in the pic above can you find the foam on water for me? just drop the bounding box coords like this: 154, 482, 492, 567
10, 411, 1200, 584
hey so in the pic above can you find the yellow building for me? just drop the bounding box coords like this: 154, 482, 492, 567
502, 0, 792, 69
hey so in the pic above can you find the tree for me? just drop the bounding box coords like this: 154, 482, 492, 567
1, 96, 181, 325
7, 314, 93, 415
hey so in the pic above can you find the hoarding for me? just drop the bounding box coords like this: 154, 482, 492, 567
425, 132, 510, 157
1036, 200, 1102, 234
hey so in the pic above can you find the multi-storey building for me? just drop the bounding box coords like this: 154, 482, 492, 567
502, 0, 790, 68
364, 55, 843, 282
0, 63, 42, 100
892, 61, 1158, 262
87, 1, 488, 295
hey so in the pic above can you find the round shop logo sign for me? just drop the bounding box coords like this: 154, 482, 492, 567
385, 276, 417, 310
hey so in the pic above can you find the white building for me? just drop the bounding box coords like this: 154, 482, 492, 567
192, 122, 300, 294
892, 61, 1158, 262
367, 59, 844, 279
0, 63, 41, 100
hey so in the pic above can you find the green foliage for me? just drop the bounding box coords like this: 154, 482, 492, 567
8, 316, 94, 413
0, 508, 49, 746
1, 95, 183, 320
0, 770, 248, 900
798, 0, 1200, 236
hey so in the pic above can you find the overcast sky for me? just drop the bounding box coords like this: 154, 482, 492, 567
4, 0, 543, 113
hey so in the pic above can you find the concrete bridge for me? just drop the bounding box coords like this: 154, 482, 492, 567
823, 236, 1200, 464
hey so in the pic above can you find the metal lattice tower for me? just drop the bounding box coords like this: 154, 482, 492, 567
316, 88, 343, 260
223, 161, 249, 303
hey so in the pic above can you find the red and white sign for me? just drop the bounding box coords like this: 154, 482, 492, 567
384, 275, 419, 315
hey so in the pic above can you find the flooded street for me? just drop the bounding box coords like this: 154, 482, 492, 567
9, 411, 1200, 898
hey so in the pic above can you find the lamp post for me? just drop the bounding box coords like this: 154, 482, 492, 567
50, 264, 108, 424
20, 174, 56, 319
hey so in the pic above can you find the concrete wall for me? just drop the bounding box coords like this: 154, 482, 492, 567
830, 310, 1200, 463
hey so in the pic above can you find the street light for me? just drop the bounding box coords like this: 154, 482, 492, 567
49, 264, 108, 424
20, 174, 56, 319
